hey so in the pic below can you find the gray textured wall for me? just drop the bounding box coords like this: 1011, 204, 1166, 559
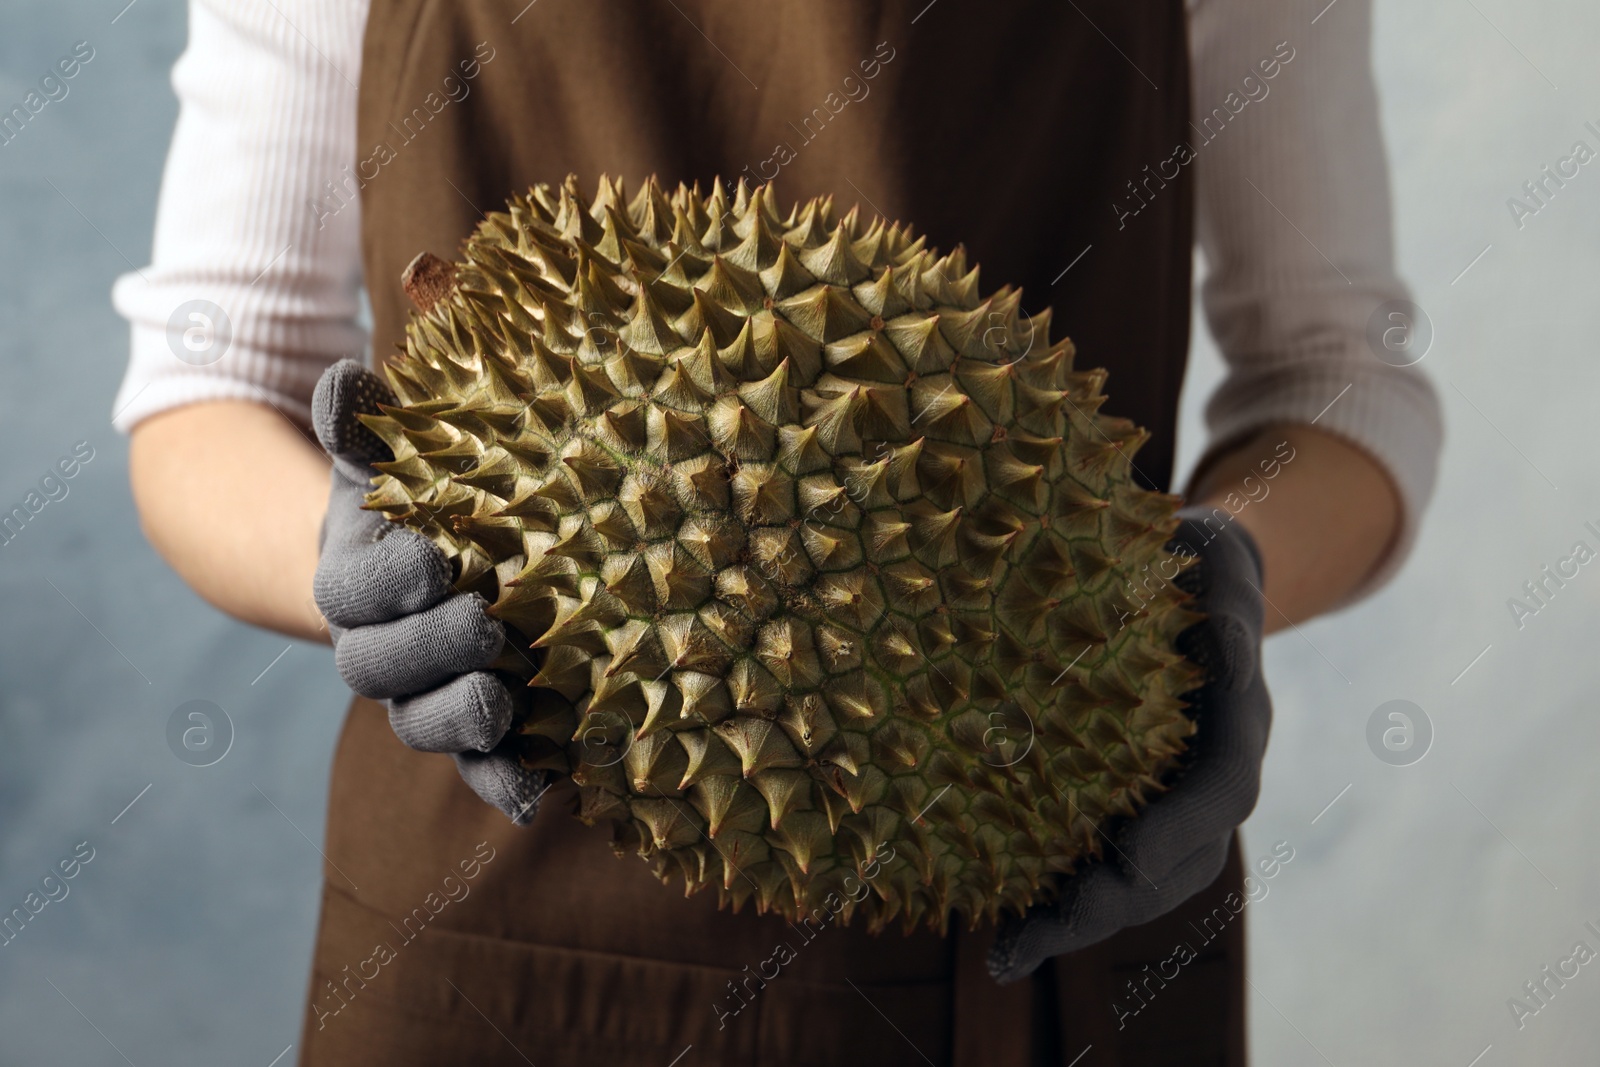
1, 1, 1597, 1064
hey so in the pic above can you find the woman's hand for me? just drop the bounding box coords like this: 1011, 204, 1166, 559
311, 360, 547, 824
987, 423, 1400, 980
989, 510, 1270, 982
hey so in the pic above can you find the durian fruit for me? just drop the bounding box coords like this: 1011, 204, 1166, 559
360, 174, 1203, 935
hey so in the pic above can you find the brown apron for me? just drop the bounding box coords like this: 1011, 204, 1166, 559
300, 2, 1244, 1064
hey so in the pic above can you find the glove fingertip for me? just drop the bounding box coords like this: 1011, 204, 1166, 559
387, 672, 513, 753
461, 593, 508, 664
986, 943, 1031, 985
464, 672, 515, 753
312, 359, 397, 466
453, 750, 548, 826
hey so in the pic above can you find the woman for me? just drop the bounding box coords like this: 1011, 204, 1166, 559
114, 0, 1439, 1063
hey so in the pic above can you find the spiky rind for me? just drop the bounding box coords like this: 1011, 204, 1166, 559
366, 174, 1203, 935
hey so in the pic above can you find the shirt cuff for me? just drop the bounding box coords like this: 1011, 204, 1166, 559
109, 323, 336, 434
110, 269, 360, 433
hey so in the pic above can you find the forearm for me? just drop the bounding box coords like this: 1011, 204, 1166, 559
129, 401, 331, 642
1189, 424, 1399, 632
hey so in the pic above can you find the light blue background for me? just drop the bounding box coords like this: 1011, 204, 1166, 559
1, 1, 1598, 1064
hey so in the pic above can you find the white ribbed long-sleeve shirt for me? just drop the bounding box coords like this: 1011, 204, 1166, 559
111, 0, 1442, 589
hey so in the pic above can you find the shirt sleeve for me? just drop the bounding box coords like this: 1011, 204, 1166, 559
1187, 0, 1443, 596
110, 0, 369, 432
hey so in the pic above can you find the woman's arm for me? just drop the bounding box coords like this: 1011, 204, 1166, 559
130, 402, 330, 641
1184, 0, 1442, 618
1191, 424, 1399, 633
114, 0, 367, 638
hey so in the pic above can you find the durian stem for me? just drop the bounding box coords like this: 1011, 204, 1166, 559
402, 252, 459, 314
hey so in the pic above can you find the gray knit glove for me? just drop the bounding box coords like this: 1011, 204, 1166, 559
988, 509, 1270, 982
312, 359, 547, 825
